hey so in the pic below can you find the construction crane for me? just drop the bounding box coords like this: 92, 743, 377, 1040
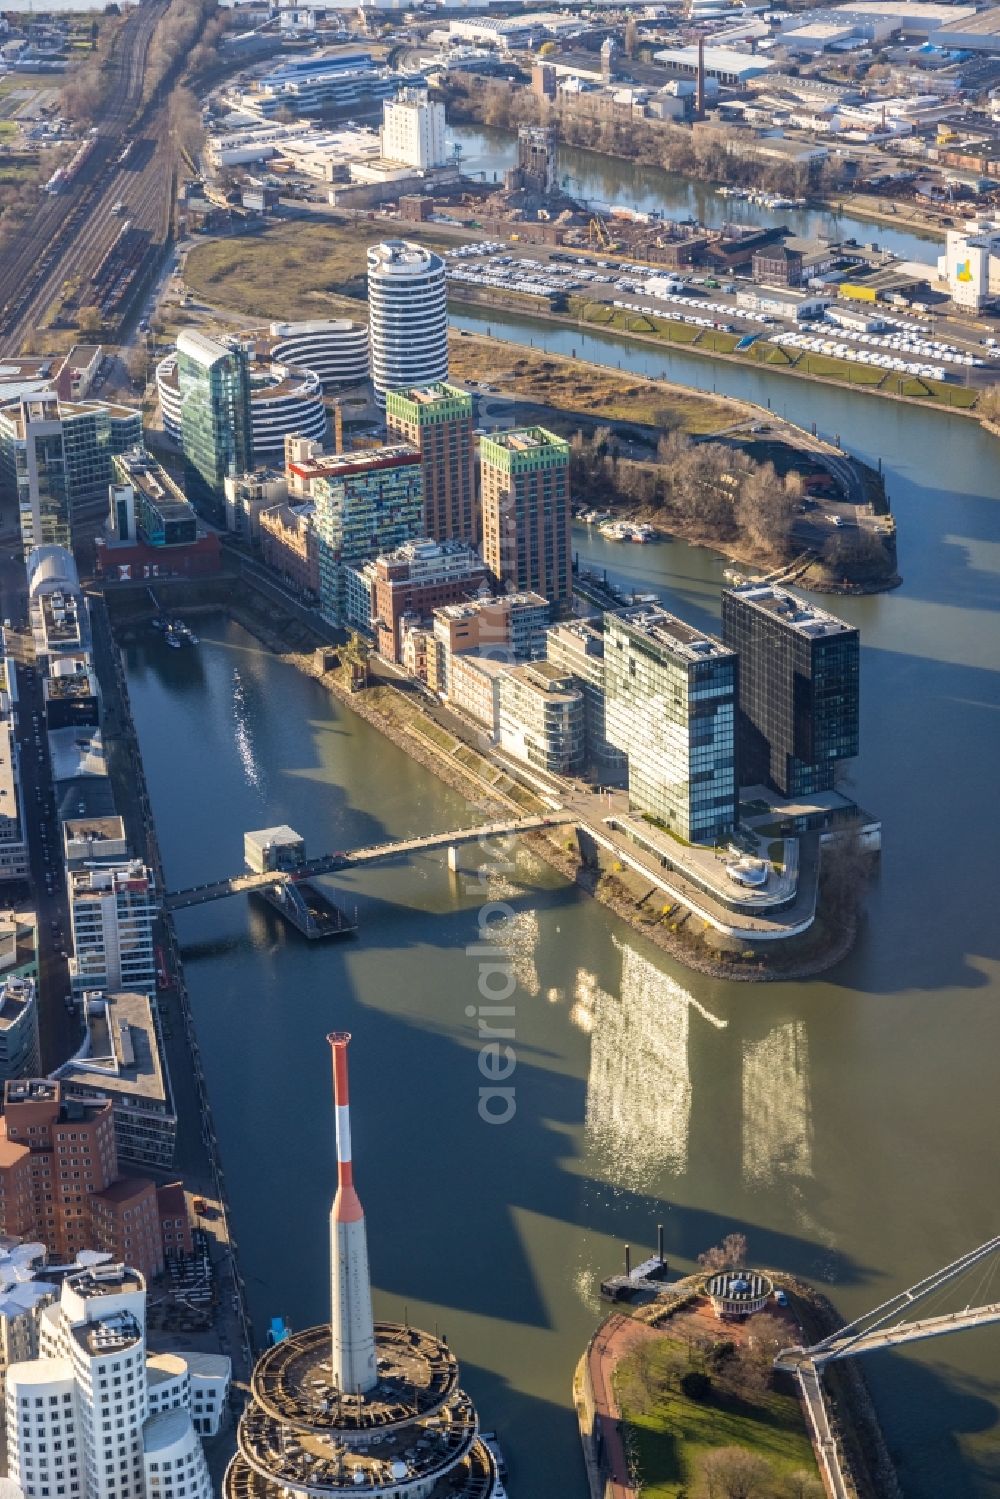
589, 213, 614, 249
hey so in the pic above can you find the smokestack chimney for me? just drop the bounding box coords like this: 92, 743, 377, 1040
328, 1032, 377, 1395
625, 1243, 631, 1276
657, 1223, 664, 1264
696, 34, 705, 121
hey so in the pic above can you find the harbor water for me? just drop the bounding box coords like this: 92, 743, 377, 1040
451, 123, 944, 266
125, 343, 1000, 1494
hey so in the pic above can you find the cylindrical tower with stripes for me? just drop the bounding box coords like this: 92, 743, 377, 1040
367, 239, 448, 406
328, 1031, 376, 1396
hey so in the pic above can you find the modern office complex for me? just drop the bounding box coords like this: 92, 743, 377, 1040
430, 591, 549, 693
367, 241, 448, 405
171, 331, 253, 506
67, 859, 157, 998
235, 52, 419, 119
0, 398, 141, 554
385, 383, 478, 544
53, 991, 177, 1171
0, 638, 29, 882
224, 1032, 499, 1498
547, 618, 628, 778
721, 581, 859, 796
26, 546, 87, 648
109, 451, 198, 548
5, 1259, 227, 1499
480, 427, 571, 611
160, 340, 323, 468
0, 978, 40, 1085
291, 445, 423, 623
606, 606, 738, 843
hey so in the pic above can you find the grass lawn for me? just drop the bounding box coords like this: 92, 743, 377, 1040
0, 155, 38, 186
446, 332, 747, 435
183, 219, 472, 323
617, 1337, 819, 1498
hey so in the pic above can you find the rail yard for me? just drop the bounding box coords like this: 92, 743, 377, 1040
0, 0, 173, 354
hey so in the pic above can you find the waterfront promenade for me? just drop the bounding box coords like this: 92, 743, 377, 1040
578, 1312, 660, 1499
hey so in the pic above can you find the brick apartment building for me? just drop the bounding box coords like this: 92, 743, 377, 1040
0, 1079, 191, 1280
385, 384, 478, 545
367, 539, 490, 662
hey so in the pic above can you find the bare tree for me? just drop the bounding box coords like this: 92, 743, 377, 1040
729, 1311, 789, 1392
697, 1446, 775, 1499
781, 1472, 825, 1499
699, 1232, 749, 1273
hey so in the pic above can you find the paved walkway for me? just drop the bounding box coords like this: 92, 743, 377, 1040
586, 1313, 664, 1499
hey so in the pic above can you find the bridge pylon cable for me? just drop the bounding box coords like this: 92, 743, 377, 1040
806, 1234, 1000, 1360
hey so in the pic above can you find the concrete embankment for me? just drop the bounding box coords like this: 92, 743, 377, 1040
450, 293, 983, 423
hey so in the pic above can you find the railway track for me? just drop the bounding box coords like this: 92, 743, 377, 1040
0, 0, 171, 354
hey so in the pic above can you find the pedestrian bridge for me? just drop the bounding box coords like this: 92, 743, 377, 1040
162, 813, 575, 912
774, 1234, 1000, 1499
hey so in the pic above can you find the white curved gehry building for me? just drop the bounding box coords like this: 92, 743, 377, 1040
267, 320, 369, 388
157, 351, 327, 459
367, 240, 448, 406
224, 1033, 499, 1499
4, 1261, 223, 1499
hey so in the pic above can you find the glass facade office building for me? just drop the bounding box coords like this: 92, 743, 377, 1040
605, 606, 738, 844
721, 582, 859, 796
176, 329, 253, 507
0, 397, 141, 555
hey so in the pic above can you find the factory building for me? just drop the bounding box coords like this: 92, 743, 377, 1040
937, 218, 1000, 311
380, 87, 447, 168
653, 45, 771, 86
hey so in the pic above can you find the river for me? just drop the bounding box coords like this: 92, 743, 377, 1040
450, 123, 943, 266
124, 318, 1000, 1497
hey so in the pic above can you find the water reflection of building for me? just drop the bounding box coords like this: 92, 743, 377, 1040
741, 1021, 813, 1185
574, 941, 697, 1189
481, 868, 541, 999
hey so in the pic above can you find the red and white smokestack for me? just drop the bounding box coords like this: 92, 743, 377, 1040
328, 1032, 376, 1395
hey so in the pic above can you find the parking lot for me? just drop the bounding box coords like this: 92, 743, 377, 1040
446, 241, 993, 385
